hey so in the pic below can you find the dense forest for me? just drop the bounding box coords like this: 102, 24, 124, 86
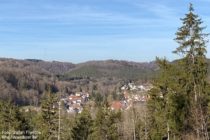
0, 4, 210, 140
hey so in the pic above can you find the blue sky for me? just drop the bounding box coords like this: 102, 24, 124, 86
0, 0, 209, 63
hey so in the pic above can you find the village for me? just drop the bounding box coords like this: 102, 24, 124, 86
62, 82, 152, 113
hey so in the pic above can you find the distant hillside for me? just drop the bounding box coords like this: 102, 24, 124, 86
0, 58, 75, 75
64, 60, 158, 80
0, 58, 159, 105
2, 57, 210, 106
62, 58, 210, 80
2, 58, 210, 81
0, 58, 75, 105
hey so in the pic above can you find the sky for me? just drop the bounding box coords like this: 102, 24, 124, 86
0, 0, 210, 63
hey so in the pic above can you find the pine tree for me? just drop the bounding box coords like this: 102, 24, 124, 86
174, 3, 209, 139
147, 59, 176, 139
39, 90, 59, 140
0, 100, 31, 138
0, 100, 21, 131
71, 108, 93, 140
147, 3, 209, 139
90, 106, 121, 140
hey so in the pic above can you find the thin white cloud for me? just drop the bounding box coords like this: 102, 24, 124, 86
133, 2, 179, 20
0, 1, 178, 26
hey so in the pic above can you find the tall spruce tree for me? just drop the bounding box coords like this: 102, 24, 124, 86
174, 3, 209, 139
147, 3, 209, 140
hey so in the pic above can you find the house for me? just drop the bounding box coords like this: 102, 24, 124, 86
67, 104, 83, 113
110, 101, 123, 110
69, 95, 82, 103
65, 92, 90, 113
75, 92, 81, 97
110, 101, 128, 111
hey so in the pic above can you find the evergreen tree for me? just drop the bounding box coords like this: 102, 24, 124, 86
60, 113, 74, 140
90, 106, 121, 140
174, 3, 209, 139
0, 100, 31, 138
71, 109, 93, 140
39, 90, 59, 140
147, 3, 209, 139
147, 59, 176, 139
0, 100, 21, 131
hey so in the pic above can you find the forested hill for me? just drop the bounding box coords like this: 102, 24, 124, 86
61, 59, 210, 80
0, 58, 158, 79
63, 60, 158, 80
0, 58, 157, 105
2, 57, 210, 80
1, 57, 210, 106
0, 58, 76, 75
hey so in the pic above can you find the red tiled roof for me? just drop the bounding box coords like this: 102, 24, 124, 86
111, 101, 123, 110
69, 96, 81, 101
